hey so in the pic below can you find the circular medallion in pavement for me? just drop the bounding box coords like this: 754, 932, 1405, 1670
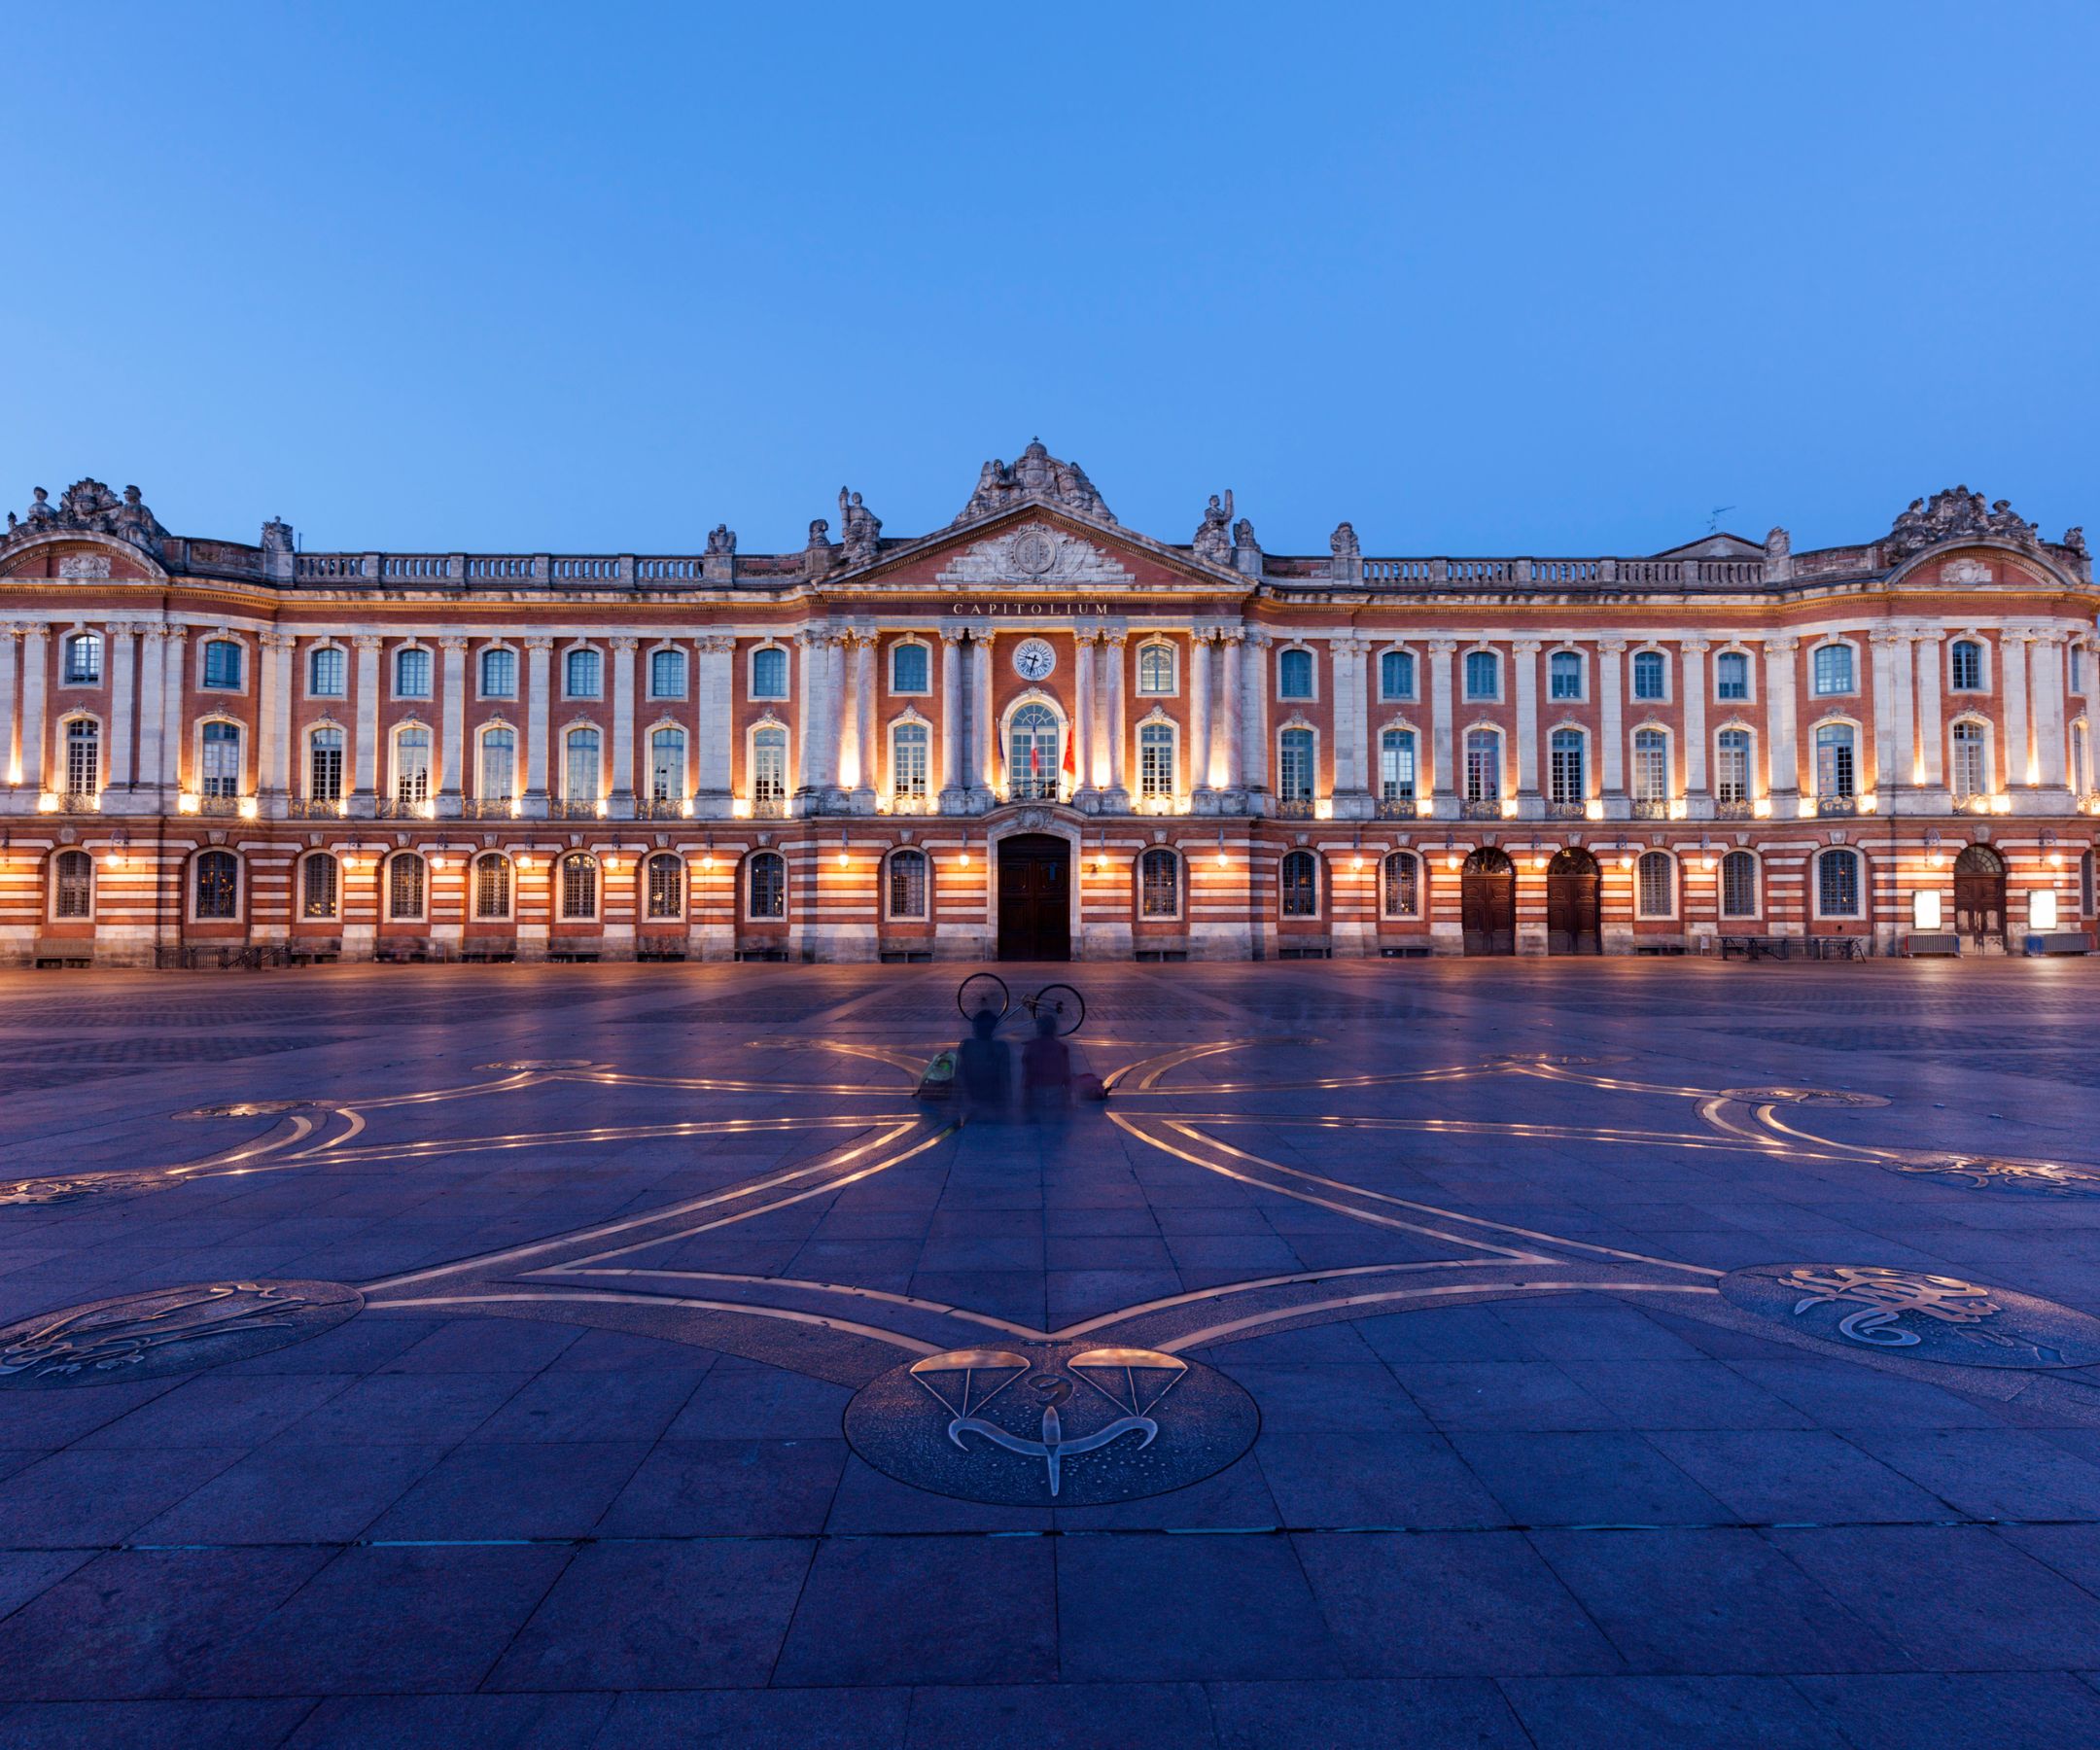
1721, 1087, 1890, 1108
176, 1099, 332, 1120
1720, 1264, 2100, 1369
475, 1059, 601, 1071
846, 1343, 1259, 1506
0, 1279, 365, 1389
0, 1170, 175, 1207
1883, 1154, 2100, 1198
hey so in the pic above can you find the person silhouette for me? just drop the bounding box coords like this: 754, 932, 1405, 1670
1021, 1009, 1072, 1121
956, 1004, 1013, 1120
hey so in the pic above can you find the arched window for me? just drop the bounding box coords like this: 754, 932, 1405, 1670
64, 718, 100, 796
564, 727, 602, 802
1811, 643, 1855, 696
752, 725, 788, 811
646, 853, 684, 921
1950, 720, 1989, 799
649, 648, 687, 700
309, 646, 346, 697
52, 850, 92, 920
480, 648, 517, 698
1382, 850, 1420, 918
1380, 729, 1417, 804
387, 853, 426, 921
1280, 849, 1320, 918
1949, 640, 1984, 692
395, 647, 432, 698
1381, 649, 1417, 701
307, 725, 344, 802
1278, 727, 1315, 805
301, 853, 338, 921
1631, 728, 1669, 803
564, 648, 602, 699
200, 720, 242, 798
479, 726, 516, 802
1463, 650, 1499, 700
1715, 650, 1750, 700
473, 854, 512, 920
1548, 650, 1583, 700
1138, 847, 1179, 918
1631, 649, 1667, 701
751, 646, 789, 700
887, 848, 929, 919
1138, 721, 1175, 801
1816, 848, 1862, 918
1635, 851, 1675, 918
747, 850, 786, 919
202, 639, 243, 690
1464, 728, 1501, 802
559, 852, 598, 920
1720, 850, 1759, 919
194, 850, 238, 920
393, 724, 432, 805
63, 633, 102, 685
1549, 728, 1585, 805
1008, 702, 1061, 800
890, 642, 929, 695
1278, 648, 1314, 700
1716, 728, 1752, 804
1815, 724, 1858, 801
1138, 643, 1175, 695
649, 727, 686, 803
892, 721, 929, 801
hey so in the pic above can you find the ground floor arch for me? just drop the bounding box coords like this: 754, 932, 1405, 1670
997, 831, 1071, 961
1953, 843, 2007, 949
1545, 847, 1602, 955
1461, 846, 1516, 956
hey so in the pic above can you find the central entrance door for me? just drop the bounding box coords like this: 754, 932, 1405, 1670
998, 833, 1071, 961
1953, 843, 2008, 950
1545, 847, 1602, 954
1461, 847, 1516, 956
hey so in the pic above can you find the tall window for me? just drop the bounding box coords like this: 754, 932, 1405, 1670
1635, 851, 1674, 918
1549, 650, 1582, 700
1815, 723, 1857, 799
1950, 720, 1988, 798
309, 726, 344, 802
301, 853, 339, 921
1008, 702, 1061, 800
1949, 640, 1984, 692
387, 854, 426, 921
1278, 727, 1314, 803
649, 648, 687, 699
63, 633, 102, 684
480, 648, 517, 698
395, 648, 432, 698
1379, 728, 1417, 803
888, 848, 929, 919
560, 852, 597, 920
1381, 649, 1417, 700
891, 642, 929, 694
310, 646, 346, 697
649, 727, 685, 803
1631, 728, 1669, 803
52, 850, 92, 920
564, 727, 602, 802
892, 721, 929, 799
1464, 728, 1500, 802
1548, 728, 1585, 805
751, 647, 788, 700
646, 853, 683, 920
1138, 644, 1175, 695
1631, 649, 1667, 701
752, 726, 788, 808
64, 718, 99, 795
200, 721, 241, 798
1720, 850, 1758, 918
473, 854, 511, 919
1138, 848, 1179, 918
194, 850, 238, 919
1382, 850, 1419, 918
1138, 721, 1175, 800
203, 639, 243, 689
1817, 848, 1862, 917
1715, 650, 1749, 700
393, 724, 432, 805
1715, 728, 1751, 804
565, 648, 602, 698
479, 726, 516, 802
748, 850, 786, 919
1278, 648, 1313, 700
1280, 849, 1319, 917
1812, 644, 1854, 696
1463, 650, 1499, 700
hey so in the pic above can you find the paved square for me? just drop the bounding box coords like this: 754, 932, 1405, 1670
2, 960, 2100, 1746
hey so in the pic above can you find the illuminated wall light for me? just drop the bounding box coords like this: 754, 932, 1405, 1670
731, 798, 753, 820
1585, 799, 1605, 822
237, 797, 259, 820
177, 792, 200, 814
1752, 797, 1772, 819
1415, 799, 1435, 819
36, 792, 58, 813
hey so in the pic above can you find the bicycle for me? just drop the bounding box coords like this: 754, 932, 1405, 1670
957, 972, 1087, 1037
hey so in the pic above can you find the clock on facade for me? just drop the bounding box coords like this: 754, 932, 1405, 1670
1012, 637, 1057, 682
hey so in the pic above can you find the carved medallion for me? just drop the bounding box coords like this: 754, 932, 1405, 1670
57, 554, 113, 580
1009, 528, 1056, 577
0, 1279, 365, 1388
1720, 1263, 2100, 1368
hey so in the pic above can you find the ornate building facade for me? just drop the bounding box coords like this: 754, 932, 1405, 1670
0, 449, 2093, 965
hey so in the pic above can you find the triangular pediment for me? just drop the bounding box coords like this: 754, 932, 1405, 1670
831, 501, 1241, 594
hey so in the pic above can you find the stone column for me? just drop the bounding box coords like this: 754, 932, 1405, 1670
971, 631, 997, 803
1189, 630, 1214, 804
258, 631, 292, 805
852, 633, 877, 812
1428, 640, 1457, 817
1337, 637, 1371, 816
18, 625, 47, 791
1914, 635, 1944, 790
522, 637, 552, 817
1102, 632, 1129, 810
1070, 629, 1096, 802
158, 629, 188, 792
1242, 630, 1270, 802
609, 636, 638, 816
794, 631, 826, 805
939, 629, 966, 810
107, 625, 138, 791
351, 636, 382, 812
2033, 632, 2070, 791
692, 637, 734, 816
1680, 639, 1709, 808
1892, 634, 1918, 790
133, 626, 164, 801
1597, 638, 1627, 806
438, 637, 468, 815
1869, 633, 1903, 796
2003, 632, 2032, 788
1765, 638, 1800, 807
1512, 639, 1542, 803
1217, 630, 1244, 797
0, 625, 17, 793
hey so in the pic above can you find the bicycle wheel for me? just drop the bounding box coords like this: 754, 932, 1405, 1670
957, 972, 1009, 1022
1031, 983, 1086, 1037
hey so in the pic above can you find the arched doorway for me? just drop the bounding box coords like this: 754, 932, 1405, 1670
1461, 847, 1516, 956
997, 832, 1071, 961
1545, 847, 1601, 955
1953, 843, 2007, 950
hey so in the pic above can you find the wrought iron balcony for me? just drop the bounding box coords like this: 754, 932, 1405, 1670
374, 796, 434, 820
1374, 794, 1418, 820
548, 799, 603, 821
1714, 797, 1755, 820
1816, 793, 1860, 817
1545, 800, 1587, 820
462, 798, 516, 820
287, 796, 347, 819
1274, 797, 1316, 819
636, 798, 685, 821
749, 795, 788, 820
1630, 798, 1671, 821
888, 793, 935, 816
1008, 777, 1062, 803
1459, 798, 1500, 821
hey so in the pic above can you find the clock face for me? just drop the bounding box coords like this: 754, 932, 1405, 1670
1012, 637, 1057, 682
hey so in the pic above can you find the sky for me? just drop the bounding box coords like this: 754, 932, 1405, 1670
4, 2, 2095, 561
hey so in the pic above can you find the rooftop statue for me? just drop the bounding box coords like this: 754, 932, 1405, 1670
1192, 491, 1234, 566
952, 439, 1116, 526
838, 488, 882, 565
1885, 485, 2040, 561
1329, 520, 1360, 559
5, 478, 163, 551
705, 522, 737, 556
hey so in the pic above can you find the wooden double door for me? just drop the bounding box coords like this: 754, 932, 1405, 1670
997, 833, 1071, 961
1461, 848, 1516, 956
1953, 844, 2007, 948
1545, 848, 1602, 955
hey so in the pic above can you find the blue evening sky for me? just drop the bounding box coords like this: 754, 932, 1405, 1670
4, 3, 2094, 560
